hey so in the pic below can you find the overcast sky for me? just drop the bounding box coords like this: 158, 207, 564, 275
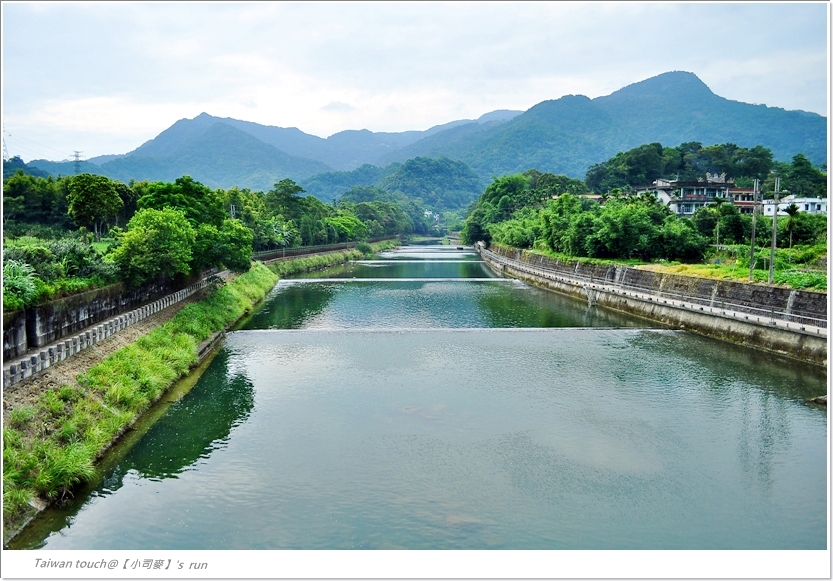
2, 2, 828, 162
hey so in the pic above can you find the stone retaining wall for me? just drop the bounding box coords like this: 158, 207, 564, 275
3, 279, 214, 389
3, 281, 171, 361
488, 245, 827, 325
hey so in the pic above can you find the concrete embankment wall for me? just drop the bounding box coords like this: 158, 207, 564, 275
481, 245, 827, 367
3, 281, 171, 360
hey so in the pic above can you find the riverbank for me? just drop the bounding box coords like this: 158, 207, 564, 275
480, 244, 827, 367
3, 240, 399, 542
265, 240, 398, 277
2, 263, 278, 540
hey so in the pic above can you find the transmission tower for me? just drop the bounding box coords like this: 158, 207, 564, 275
2, 136, 8, 162
72, 151, 83, 174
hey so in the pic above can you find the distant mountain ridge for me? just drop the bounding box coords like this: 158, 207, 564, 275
27, 71, 825, 194
376, 72, 826, 177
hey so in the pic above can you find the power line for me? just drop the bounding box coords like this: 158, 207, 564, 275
2, 128, 74, 159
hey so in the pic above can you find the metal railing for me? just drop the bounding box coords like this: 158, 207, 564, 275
481, 248, 827, 332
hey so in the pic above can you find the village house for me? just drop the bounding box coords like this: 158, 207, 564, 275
763, 195, 827, 216
728, 187, 756, 214
634, 173, 733, 216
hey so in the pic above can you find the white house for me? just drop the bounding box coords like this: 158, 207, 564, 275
762, 195, 827, 216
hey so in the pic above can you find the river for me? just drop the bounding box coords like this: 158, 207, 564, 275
12, 245, 827, 550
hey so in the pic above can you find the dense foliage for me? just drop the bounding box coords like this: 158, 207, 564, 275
3, 170, 415, 307
462, 165, 827, 266
2, 236, 118, 311
584, 142, 825, 197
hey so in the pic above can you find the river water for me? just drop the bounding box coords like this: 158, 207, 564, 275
14, 245, 827, 550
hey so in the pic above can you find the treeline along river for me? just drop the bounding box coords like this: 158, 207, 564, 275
12, 245, 826, 549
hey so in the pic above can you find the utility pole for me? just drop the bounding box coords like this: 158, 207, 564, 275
768, 177, 780, 284
72, 151, 83, 174
748, 179, 759, 281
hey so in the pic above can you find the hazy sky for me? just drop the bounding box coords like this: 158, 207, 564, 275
2, 2, 828, 162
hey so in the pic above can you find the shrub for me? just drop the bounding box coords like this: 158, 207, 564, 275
3, 260, 39, 308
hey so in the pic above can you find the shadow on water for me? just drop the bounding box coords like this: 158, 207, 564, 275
623, 330, 827, 495
626, 330, 827, 401
9, 349, 255, 549
475, 284, 661, 329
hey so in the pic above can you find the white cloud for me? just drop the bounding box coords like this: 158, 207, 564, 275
2, 2, 826, 159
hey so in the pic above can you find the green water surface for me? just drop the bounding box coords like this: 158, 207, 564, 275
13, 246, 827, 550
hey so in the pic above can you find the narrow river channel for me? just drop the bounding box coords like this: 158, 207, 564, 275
14, 244, 827, 550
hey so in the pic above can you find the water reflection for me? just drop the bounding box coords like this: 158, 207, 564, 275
241, 280, 337, 329
10, 351, 255, 549
475, 283, 651, 328
624, 331, 825, 494
103, 351, 255, 483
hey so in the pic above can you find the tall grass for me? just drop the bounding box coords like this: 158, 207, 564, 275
3, 262, 278, 536
269, 249, 365, 276
267, 240, 398, 278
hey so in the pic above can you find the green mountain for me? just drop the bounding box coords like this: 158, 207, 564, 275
377, 71, 826, 179
123, 111, 519, 172
301, 157, 484, 211
31, 122, 333, 191
26, 72, 824, 193
300, 164, 399, 202
3, 156, 51, 180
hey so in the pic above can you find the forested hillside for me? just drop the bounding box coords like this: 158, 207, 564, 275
301, 157, 484, 211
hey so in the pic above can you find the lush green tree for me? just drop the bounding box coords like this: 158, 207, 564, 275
715, 204, 747, 244
461, 206, 490, 245
67, 174, 124, 241
322, 214, 368, 242
487, 207, 543, 249
216, 219, 254, 272
785, 212, 827, 246
351, 201, 414, 237
137, 176, 225, 228
3, 173, 73, 235
540, 193, 587, 252
266, 179, 306, 221
110, 208, 196, 286
657, 217, 708, 261
527, 171, 590, 198
783, 154, 826, 197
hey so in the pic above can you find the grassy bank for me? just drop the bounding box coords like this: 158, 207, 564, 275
2, 262, 278, 537
496, 243, 827, 291
638, 244, 826, 291
267, 240, 399, 277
